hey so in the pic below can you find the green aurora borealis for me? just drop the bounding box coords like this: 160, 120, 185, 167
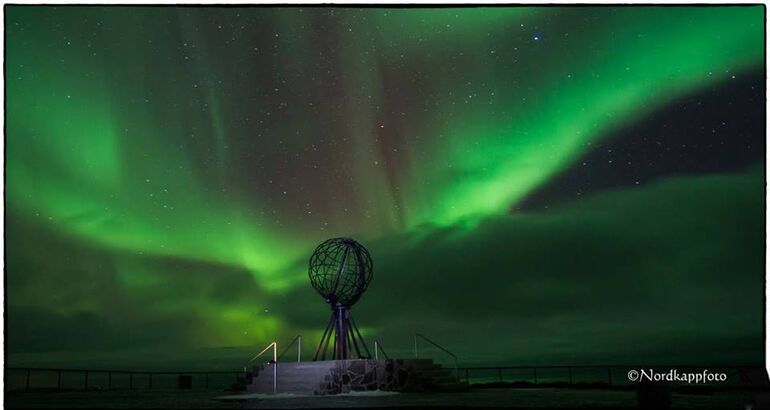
6, 6, 765, 368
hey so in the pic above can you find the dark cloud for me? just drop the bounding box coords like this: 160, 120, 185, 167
6, 215, 272, 356
286, 166, 764, 365
6, 166, 764, 368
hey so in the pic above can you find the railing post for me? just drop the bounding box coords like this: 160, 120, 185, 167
58, 370, 62, 391
607, 368, 612, 386
533, 368, 538, 384
498, 368, 503, 383
298, 336, 301, 363
568, 367, 573, 385
26, 369, 30, 391
414, 334, 418, 359
84, 371, 88, 390
465, 368, 470, 383
273, 342, 277, 394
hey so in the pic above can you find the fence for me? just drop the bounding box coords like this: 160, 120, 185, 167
5, 367, 242, 391
7, 365, 767, 392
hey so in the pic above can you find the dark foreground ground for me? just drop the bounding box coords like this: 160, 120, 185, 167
5, 387, 767, 409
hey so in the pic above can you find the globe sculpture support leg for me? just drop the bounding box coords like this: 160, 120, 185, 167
335, 306, 347, 359
313, 306, 371, 361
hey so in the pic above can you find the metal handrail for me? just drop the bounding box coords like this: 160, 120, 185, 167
247, 341, 277, 365
276, 335, 302, 363
245, 341, 277, 394
374, 340, 389, 360
414, 333, 459, 382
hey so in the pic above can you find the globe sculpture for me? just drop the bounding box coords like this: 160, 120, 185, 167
309, 237, 373, 361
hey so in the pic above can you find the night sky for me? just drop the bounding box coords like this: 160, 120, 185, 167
6, 6, 765, 369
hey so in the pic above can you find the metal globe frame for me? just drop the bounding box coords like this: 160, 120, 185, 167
308, 237, 373, 361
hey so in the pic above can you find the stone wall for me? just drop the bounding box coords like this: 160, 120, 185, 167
318, 359, 432, 395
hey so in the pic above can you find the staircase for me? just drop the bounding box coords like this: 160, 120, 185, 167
240, 358, 467, 395
245, 361, 337, 395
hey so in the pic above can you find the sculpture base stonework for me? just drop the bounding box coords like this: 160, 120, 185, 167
244, 359, 466, 395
